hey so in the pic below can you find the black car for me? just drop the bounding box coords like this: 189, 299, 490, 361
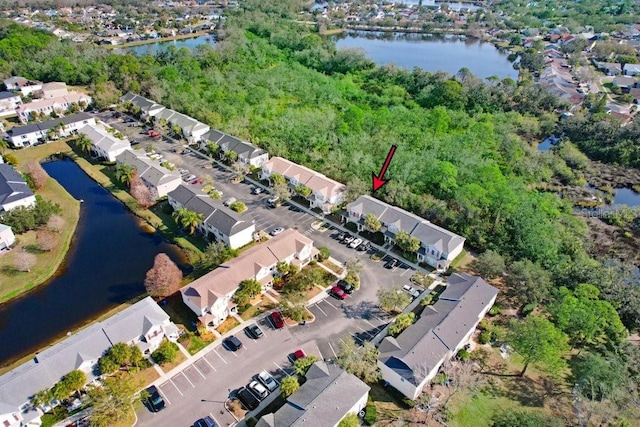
223, 335, 243, 351
384, 258, 398, 269
356, 241, 371, 252
244, 323, 264, 339
193, 416, 217, 427
237, 387, 260, 410
338, 280, 355, 294
145, 386, 165, 412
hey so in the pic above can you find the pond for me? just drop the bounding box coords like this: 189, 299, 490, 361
0, 159, 188, 367
612, 187, 640, 207
123, 34, 216, 56
334, 32, 517, 79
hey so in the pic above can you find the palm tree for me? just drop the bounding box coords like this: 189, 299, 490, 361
31, 388, 53, 409
75, 134, 93, 153
172, 207, 204, 235
114, 164, 135, 186
0, 139, 8, 155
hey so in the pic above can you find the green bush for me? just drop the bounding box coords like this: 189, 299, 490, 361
457, 349, 470, 361
246, 417, 258, 427
151, 340, 179, 365
478, 330, 492, 344
521, 302, 536, 317
488, 304, 501, 316
318, 246, 331, 261
478, 319, 490, 331
433, 372, 447, 385
363, 404, 377, 425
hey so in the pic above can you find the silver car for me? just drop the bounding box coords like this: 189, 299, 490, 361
249, 380, 269, 400
257, 371, 278, 392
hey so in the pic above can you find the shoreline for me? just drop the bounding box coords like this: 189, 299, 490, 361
102, 30, 211, 49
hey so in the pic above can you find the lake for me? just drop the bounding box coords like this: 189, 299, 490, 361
124, 34, 216, 56
0, 159, 187, 367
335, 32, 517, 80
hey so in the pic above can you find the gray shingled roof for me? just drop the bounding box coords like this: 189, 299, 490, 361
202, 129, 225, 143
115, 149, 180, 187
0, 164, 35, 207
257, 362, 369, 427
7, 112, 92, 137
0, 91, 19, 100
378, 273, 497, 386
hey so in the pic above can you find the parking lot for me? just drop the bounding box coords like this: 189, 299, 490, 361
100, 113, 431, 425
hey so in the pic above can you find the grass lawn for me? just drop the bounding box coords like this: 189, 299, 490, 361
215, 317, 240, 335
450, 249, 469, 269
0, 142, 80, 302
450, 392, 523, 427
128, 364, 160, 388
179, 332, 216, 355
240, 297, 277, 321
162, 293, 199, 331
157, 350, 186, 372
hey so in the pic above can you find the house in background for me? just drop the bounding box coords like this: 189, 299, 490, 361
40, 82, 68, 99
0, 164, 37, 213
0, 91, 22, 112
78, 122, 131, 162
3, 76, 42, 97
119, 93, 165, 119
257, 361, 370, 427
0, 224, 15, 250
261, 157, 346, 213
345, 196, 465, 271
5, 112, 93, 147
202, 130, 269, 167
181, 229, 316, 327
0, 297, 179, 427
623, 63, 640, 76
16, 92, 92, 123
115, 149, 181, 198
167, 184, 256, 249
378, 273, 497, 400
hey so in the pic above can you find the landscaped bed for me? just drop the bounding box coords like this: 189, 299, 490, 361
179, 331, 216, 355
239, 297, 277, 321
215, 317, 240, 335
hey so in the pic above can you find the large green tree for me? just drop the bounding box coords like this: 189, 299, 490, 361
172, 207, 204, 235
88, 375, 140, 427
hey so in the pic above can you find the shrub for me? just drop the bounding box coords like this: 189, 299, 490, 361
488, 304, 501, 316
478, 319, 490, 331
151, 340, 179, 365
520, 302, 536, 317
363, 404, 377, 425
478, 330, 492, 344
457, 349, 470, 362
318, 246, 330, 261
433, 372, 447, 385
3, 153, 18, 165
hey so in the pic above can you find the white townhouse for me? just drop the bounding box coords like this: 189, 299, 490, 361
40, 82, 68, 99
261, 157, 346, 213
344, 196, 465, 271
0, 297, 179, 427
3, 76, 42, 97
167, 184, 255, 249
0, 224, 16, 250
5, 112, 93, 148
119, 93, 165, 119
181, 229, 316, 327
257, 361, 370, 427
202, 130, 269, 167
0, 164, 37, 213
115, 149, 182, 198
16, 92, 92, 124
77, 122, 131, 162
378, 273, 498, 400
0, 91, 22, 111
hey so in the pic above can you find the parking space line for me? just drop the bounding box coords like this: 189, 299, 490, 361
354, 324, 374, 338
313, 304, 328, 316
315, 343, 323, 360
169, 378, 184, 396
362, 319, 376, 327
328, 342, 338, 358
400, 269, 410, 276
157, 387, 172, 405
181, 371, 195, 388
201, 356, 217, 372
212, 349, 228, 364
192, 362, 206, 379
230, 350, 239, 358
274, 362, 291, 376
352, 334, 364, 343
323, 300, 339, 310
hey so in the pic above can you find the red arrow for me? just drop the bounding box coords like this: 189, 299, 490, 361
372, 145, 397, 192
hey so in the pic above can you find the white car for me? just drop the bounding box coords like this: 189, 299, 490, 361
183, 174, 196, 182
224, 197, 237, 207
349, 238, 363, 249
248, 380, 269, 400
257, 371, 278, 392
270, 227, 285, 236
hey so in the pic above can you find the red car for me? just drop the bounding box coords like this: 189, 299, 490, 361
293, 349, 306, 360
190, 177, 203, 185
147, 130, 160, 137
270, 311, 284, 329
330, 285, 347, 300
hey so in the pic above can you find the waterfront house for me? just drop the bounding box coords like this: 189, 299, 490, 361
5, 112, 93, 147
378, 273, 497, 400
0, 164, 37, 213
167, 184, 256, 249
257, 361, 370, 427
0, 224, 16, 250
77, 122, 131, 162
202, 130, 269, 167
0, 297, 179, 427
261, 157, 346, 213
344, 196, 465, 271
115, 149, 181, 198
181, 229, 316, 327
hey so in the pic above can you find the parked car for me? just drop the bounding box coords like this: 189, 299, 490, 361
251, 186, 263, 195
267, 195, 280, 207
330, 285, 347, 300
336, 232, 346, 241
147, 130, 160, 137
223, 335, 243, 351
248, 380, 269, 400
236, 387, 260, 410
357, 241, 371, 252
293, 349, 307, 360
193, 416, 217, 427
338, 280, 355, 295
384, 258, 398, 269
257, 371, 279, 392
343, 235, 355, 245
349, 238, 363, 249
223, 197, 237, 207
402, 284, 421, 299
244, 323, 264, 339
270, 227, 285, 236
269, 311, 285, 329
190, 177, 204, 185
179, 168, 189, 175
145, 386, 165, 412
183, 174, 197, 182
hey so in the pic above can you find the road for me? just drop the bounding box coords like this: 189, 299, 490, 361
99, 112, 426, 426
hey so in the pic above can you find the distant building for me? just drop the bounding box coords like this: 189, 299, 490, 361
15, 92, 92, 124
202, 130, 269, 167
0, 224, 16, 250
115, 149, 181, 198
257, 361, 370, 427
77, 122, 131, 162
378, 273, 497, 400
4, 112, 93, 147
40, 82, 68, 99
3, 77, 43, 97
623, 63, 640, 76
0, 164, 37, 213
0, 92, 22, 112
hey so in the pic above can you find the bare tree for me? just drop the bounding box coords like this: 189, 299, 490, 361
144, 253, 182, 297
36, 230, 59, 251
46, 215, 65, 233
129, 174, 155, 208
24, 160, 48, 190
13, 250, 36, 272
440, 359, 486, 407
